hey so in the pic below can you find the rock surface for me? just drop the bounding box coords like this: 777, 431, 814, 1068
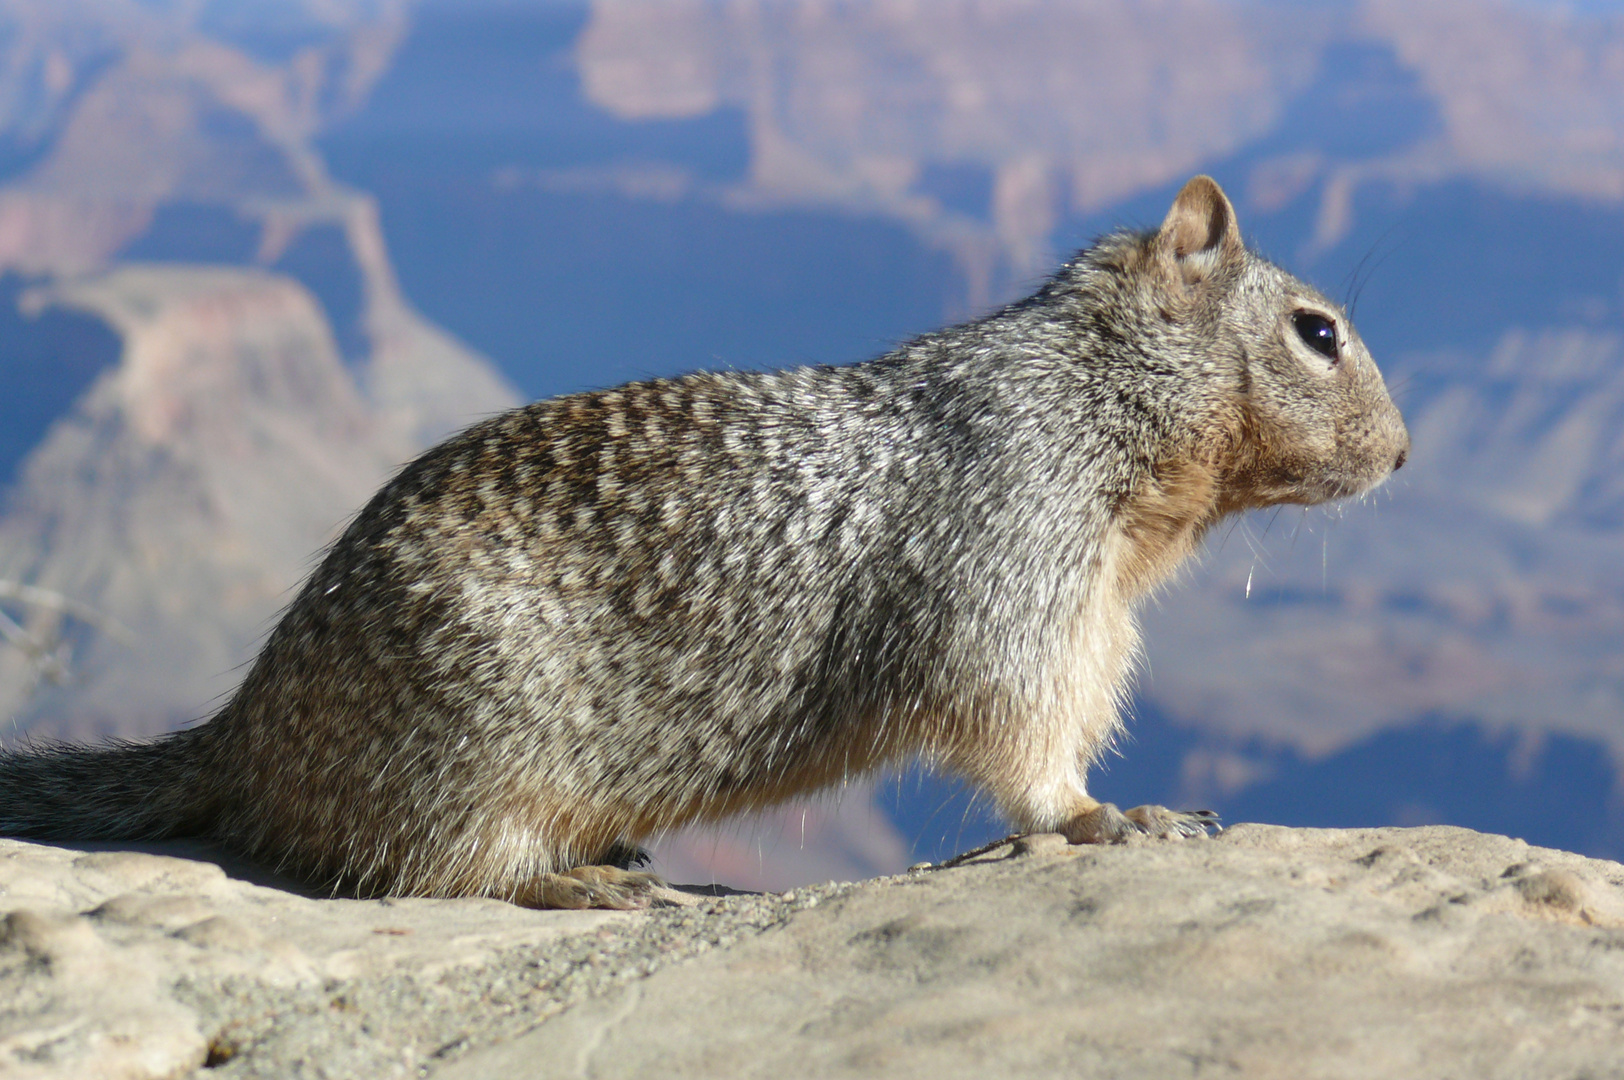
0, 264, 473, 740
3, 824, 1624, 1079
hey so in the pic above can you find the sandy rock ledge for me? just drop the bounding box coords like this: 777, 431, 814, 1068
3, 824, 1624, 1079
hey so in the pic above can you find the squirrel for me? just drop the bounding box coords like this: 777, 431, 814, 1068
0, 177, 1407, 909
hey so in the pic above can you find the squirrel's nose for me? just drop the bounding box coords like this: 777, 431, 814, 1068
1394, 448, 1407, 470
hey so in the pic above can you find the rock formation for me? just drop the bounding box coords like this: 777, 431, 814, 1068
574, 0, 1624, 300
0, 266, 406, 737
2, 824, 1622, 1078
0, 1, 521, 739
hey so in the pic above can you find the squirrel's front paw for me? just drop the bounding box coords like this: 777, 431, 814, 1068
1062, 803, 1220, 843
1124, 804, 1220, 838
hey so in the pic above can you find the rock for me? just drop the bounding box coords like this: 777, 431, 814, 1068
0, 837, 632, 1079
438, 824, 1624, 1080
0, 260, 518, 743
3, 824, 1624, 1078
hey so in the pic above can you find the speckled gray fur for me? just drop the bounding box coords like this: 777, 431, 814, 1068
0, 178, 1408, 906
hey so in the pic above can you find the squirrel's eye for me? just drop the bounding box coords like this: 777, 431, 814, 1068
1292, 311, 1339, 362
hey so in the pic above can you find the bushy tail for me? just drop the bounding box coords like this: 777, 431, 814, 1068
0, 727, 215, 841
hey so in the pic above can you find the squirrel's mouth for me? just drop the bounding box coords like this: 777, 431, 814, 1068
1316, 463, 1403, 504
1301, 429, 1412, 504
1237, 466, 1399, 510
1223, 453, 1402, 509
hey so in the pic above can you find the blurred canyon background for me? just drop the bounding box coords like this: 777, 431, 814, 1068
4, 0, 1624, 887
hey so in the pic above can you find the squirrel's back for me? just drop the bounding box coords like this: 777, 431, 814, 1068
0, 177, 1408, 907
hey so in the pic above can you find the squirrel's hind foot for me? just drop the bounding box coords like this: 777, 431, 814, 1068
1063, 802, 1220, 844
514, 866, 665, 910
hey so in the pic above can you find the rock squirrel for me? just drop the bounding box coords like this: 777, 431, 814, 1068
0, 177, 1408, 908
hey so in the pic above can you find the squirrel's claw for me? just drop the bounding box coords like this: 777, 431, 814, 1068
514, 866, 666, 910
1064, 802, 1221, 843
1125, 805, 1222, 838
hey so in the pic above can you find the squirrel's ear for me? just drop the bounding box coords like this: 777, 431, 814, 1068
1157, 176, 1243, 284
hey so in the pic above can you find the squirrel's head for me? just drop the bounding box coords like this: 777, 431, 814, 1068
1142, 176, 1411, 509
